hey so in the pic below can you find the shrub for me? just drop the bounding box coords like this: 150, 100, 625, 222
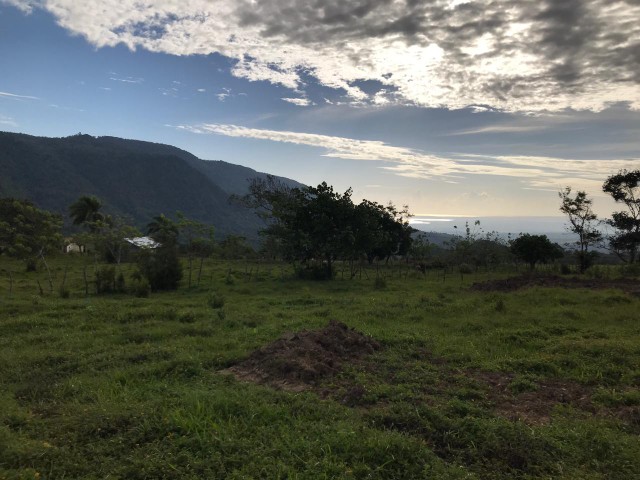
178, 311, 197, 323
115, 272, 126, 292
95, 266, 116, 294
207, 292, 225, 309
459, 263, 474, 274
296, 263, 335, 280
58, 286, 70, 299
129, 276, 150, 298
136, 246, 182, 291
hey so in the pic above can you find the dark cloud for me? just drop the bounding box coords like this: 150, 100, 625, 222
233, 0, 640, 105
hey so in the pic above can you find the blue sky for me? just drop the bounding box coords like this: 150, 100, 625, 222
1, 0, 639, 229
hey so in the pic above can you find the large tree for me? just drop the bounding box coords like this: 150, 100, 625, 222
242, 178, 412, 279
559, 187, 602, 272
602, 169, 640, 263
510, 234, 563, 270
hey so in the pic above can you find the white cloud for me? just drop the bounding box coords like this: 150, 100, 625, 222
176, 122, 639, 191
447, 125, 549, 136
1, 0, 35, 13
281, 97, 313, 106
6, 0, 639, 112
0, 90, 39, 100
109, 75, 144, 84
0, 113, 18, 127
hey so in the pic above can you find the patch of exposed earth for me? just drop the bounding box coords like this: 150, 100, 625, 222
222, 321, 637, 429
223, 320, 381, 392
471, 371, 594, 425
470, 274, 640, 296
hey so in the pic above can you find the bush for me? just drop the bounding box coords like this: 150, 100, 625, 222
58, 286, 70, 299
560, 264, 572, 275
136, 246, 182, 291
129, 277, 150, 298
115, 272, 126, 292
95, 266, 116, 294
207, 292, 225, 309
459, 263, 474, 274
296, 263, 334, 280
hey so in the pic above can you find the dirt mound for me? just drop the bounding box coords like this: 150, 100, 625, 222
225, 320, 381, 391
471, 275, 640, 295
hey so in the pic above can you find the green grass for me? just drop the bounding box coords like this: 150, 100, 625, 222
1, 256, 639, 479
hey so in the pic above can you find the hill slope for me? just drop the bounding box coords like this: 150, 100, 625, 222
0, 131, 303, 241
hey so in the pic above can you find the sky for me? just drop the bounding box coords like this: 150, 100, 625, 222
0, 0, 639, 232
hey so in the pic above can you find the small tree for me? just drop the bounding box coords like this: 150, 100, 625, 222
602, 169, 640, 263
0, 198, 62, 293
559, 187, 602, 272
136, 214, 183, 291
176, 212, 214, 288
510, 234, 563, 270
0, 198, 62, 276
77, 215, 140, 264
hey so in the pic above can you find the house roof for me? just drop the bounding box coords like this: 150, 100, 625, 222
124, 236, 161, 249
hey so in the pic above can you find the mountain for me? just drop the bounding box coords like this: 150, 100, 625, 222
0, 131, 304, 242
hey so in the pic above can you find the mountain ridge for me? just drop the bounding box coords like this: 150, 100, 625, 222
0, 131, 304, 242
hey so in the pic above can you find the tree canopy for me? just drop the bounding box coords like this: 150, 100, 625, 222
510, 234, 563, 270
69, 195, 104, 231
0, 198, 62, 267
559, 187, 602, 272
242, 177, 413, 278
602, 169, 640, 263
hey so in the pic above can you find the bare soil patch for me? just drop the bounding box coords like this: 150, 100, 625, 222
471, 275, 640, 295
223, 320, 381, 392
472, 370, 594, 425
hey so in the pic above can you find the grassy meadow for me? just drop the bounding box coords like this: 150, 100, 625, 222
1, 256, 639, 479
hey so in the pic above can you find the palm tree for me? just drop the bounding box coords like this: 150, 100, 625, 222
69, 195, 104, 232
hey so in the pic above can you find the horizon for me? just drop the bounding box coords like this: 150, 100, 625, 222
1, 1, 638, 220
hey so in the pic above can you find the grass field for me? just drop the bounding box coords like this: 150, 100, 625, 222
1, 256, 639, 479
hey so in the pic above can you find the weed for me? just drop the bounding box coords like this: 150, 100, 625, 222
207, 292, 225, 309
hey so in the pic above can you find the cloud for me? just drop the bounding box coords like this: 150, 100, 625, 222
447, 125, 550, 135
5, 0, 639, 112
1, 0, 35, 13
109, 75, 144, 84
281, 97, 314, 106
176, 122, 639, 190
0, 113, 18, 127
0, 90, 39, 100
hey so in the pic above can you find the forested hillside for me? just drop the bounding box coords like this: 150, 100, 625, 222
0, 131, 302, 240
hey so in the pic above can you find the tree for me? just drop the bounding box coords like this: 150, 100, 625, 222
176, 212, 214, 288
69, 195, 104, 232
0, 198, 62, 280
559, 187, 602, 272
241, 179, 412, 279
139, 213, 182, 290
147, 214, 179, 245
602, 169, 640, 263
510, 234, 563, 270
